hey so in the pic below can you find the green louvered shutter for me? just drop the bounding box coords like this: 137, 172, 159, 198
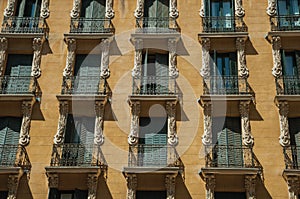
0, 118, 8, 164
79, 117, 95, 165
82, 0, 105, 32
145, 0, 169, 28
216, 128, 228, 166
155, 54, 169, 94
157, 0, 169, 28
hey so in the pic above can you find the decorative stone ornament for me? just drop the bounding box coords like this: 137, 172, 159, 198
0, 37, 8, 76
128, 101, 140, 145
105, 0, 115, 19
278, 101, 290, 147
101, 39, 111, 79
47, 173, 59, 188
132, 39, 143, 78
266, 0, 277, 16
169, 0, 179, 19
202, 101, 212, 146
168, 39, 179, 79
87, 174, 99, 199
245, 175, 257, 199
8, 174, 20, 199
287, 176, 300, 199
134, 0, 145, 18
199, 0, 205, 17
166, 101, 178, 146
32, 38, 43, 78
271, 36, 282, 78
236, 38, 249, 78
63, 39, 76, 77
70, 0, 81, 19
200, 38, 211, 78
165, 174, 177, 199
205, 174, 216, 199
40, 0, 50, 18
54, 101, 69, 145
94, 101, 105, 145
235, 0, 245, 17
239, 101, 254, 147
19, 101, 33, 146
4, 0, 16, 17
126, 174, 137, 199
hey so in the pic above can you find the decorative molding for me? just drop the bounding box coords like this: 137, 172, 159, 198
54, 101, 69, 145
0, 37, 8, 76
132, 39, 143, 78
126, 174, 137, 199
134, 0, 144, 19
199, 0, 205, 17
7, 174, 20, 199
278, 101, 290, 147
236, 38, 249, 78
271, 36, 282, 78
32, 38, 43, 78
47, 173, 59, 188
87, 174, 99, 199
266, 0, 277, 16
63, 39, 76, 77
4, 0, 16, 17
165, 174, 177, 199
202, 102, 212, 146
94, 101, 105, 145
101, 39, 111, 79
166, 101, 178, 146
70, 0, 81, 19
205, 174, 215, 199
128, 101, 140, 145
169, 0, 179, 19
168, 39, 179, 79
200, 38, 211, 78
105, 0, 115, 19
239, 101, 254, 147
40, 0, 50, 19
19, 101, 32, 146
235, 0, 245, 17
287, 176, 300, 199
245, 175, 257, 199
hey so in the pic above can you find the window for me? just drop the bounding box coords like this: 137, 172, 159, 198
48, 189, 88, 199
0, 191, 8, 199
281, 51, 300, 94
144, 0, 169, 28
277, 0, 300, 28
136, 191, 167, 199
289, 118, 300, 167
15, 0, 42, 17
81, 0, 106, 19
215, 192, 246, 199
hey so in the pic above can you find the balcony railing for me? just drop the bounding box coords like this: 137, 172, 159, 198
61, 76, 111, 95
203, 76, 250, 95
202, 16, 247, 33
0, 76, 40, 95
1, 16, 48, 34
270, 15, 300, 31
283, 145, 300, 169
70, 18, 114, 34
136, 17, 180, 33
205, 145, 261, 168
50, 144, 107, 168
132, 76, 178, 95
0, 145, 31, 171
276, 76, 300, 95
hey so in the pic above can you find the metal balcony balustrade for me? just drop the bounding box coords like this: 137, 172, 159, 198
1, 16, 48, 34
276, 76, 300, 95
201, 16, 247, 33
61, 76, 111, 95
70, 18, 114, 34
135, 17, 180, 33
0, 76, 40, 95
0, 144, 31, 171
203, 76, 250, 95
132, 76, 178, 95
270, 15, 300, 31
283, 146, 300, 169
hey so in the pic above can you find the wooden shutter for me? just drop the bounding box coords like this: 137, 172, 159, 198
155, 53, 169, 94
79, 117, 95, 164
48, 188, 59, 199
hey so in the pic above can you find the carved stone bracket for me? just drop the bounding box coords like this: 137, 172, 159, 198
0, 37, 8, 76
63, 39, 76, 77
271, 36, 282, 78
266, 0, 277, 16
128, 101, 140, 145
70, 0, 81, 18
169, 0, 179, 19
7, 174, 20, 199
287, 176, 300, 199
202, 101, 212, 146
4, 0, 16, 17
41, 0, 50, 18
199, 0, 205, 17
205, 174, 216, 199
134, 0, 144, 18
166, 101, 178, 146
126, 174, 137, 199
87, 174, 99, 199
32, 38, 43, 78
54, 101, 69, 145
245, 175, 257, 199
168, 39, 179, 79
200, 38, 211, 78
101, 39, 111, 79
239, 101, 254, 147
19, 101, 32, 146
165, 174, 177, 199
47, 173, 59, 188
94, 101, 105, 145
235, 0, 245, 17
105, 0, 115, 19
236, 38, 249, 78
132, 39, 143, 78
277, 101, 290, 147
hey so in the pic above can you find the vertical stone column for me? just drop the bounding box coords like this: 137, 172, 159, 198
239, 101, 254, 147
94, 101, 105, 145
165, 174, 177, 199
105, 0, 115, 19
236, 38, 249, 78
205, 174, 215, 199
87, 174, 99, 199
32, 38, 43, 78
168, 39, 179, 79
278, 101, 290, 147
126, 174, 137, 199
101, 39, 111, 79
54, 101, 69, 145
169, 0, 179, 18
266, 0, 277, 16
63, 39, 76, 77
271, 36, 282, 78
287, 176, 300, 199
4, 0, 16, 17
7, 175, 19, 199
245, 175, 257, 199
70, 0, 81, 18
166, 101, 178, 146
200, 38, 211, 78
132, 39, 143, 78
40, 0, 50, 18
235, 0, 245, 17
128, 101, 140, 145
134, 0, 144, 18
19, 101, 32, 146
0, 37, 8, 77
202, 101, 212, 146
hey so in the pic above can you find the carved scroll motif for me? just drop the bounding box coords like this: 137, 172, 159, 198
63, 39, 76, 77
134, 0, 144, 18
128, 101, 140, 145
8, 175, 19, 199
236, 38, 249, 78
70, 0, 81, 19
165, 174, 177, 199
87, 174, 99, 199
278, 101, 290, 147
168, 39, 179, 79
169, 0, 179, 18
287, 176, 300, 199
32, 38, 43, 78
0, 37, 8, 76
19, 101, 32, 146
271, 36, 282, 78
205, 174, 216, 199
132, 39, 143, 77
240, 101, 254, 147
199, 0, 205, 17
126, 174, 137, 199
245, 175, 257, 199
202, 102, 212, 146
41, 0, 50, 18
105, 0, 115, 19
47, 173, 59, 188
266, 0, 277, 16
4, 0, 16, 17
200, 38, 211, 78
235, 0, 245, 17
101, 39, 111, 79
54, 101, 69, 145
94, 101, 105, 145
166, 101, 178, 146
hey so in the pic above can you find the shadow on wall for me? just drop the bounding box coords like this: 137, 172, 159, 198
175, 175, 193, 199
17, 174, 33, 199
256, 177, 272, 199
97, 172, 113, 199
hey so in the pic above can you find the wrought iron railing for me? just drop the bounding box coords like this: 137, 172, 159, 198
283, 145, 300, 169
276, 76, 300, 95
70, 18, 114, 34
0, 145, 31, 171
132, 76, 178, 95
1, 16, 48, 34
205, 145, 262, 168
0, 76, 40, 95
202, 16, 247, 33
136, 17, 180, 33
61, 76, 111, 95
203, 76, 250, 95
270, 15, 300, 31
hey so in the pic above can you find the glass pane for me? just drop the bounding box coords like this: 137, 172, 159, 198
222, 0, 232, 16
278, 0, 288, 15
290, 0, 300, 14
284, 53, 297, 76
211, 1, 220, 16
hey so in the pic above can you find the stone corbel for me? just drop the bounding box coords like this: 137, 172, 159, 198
199, 0, 205, 17
239, 101, 254, 147
132, 39, 143, 78
266, 0, 277, 16
40, 0, 50, 18
202, 101, 212, 146
70, 0, 81, 19
205, 174, 215, 199
165, 174, 177, 199
8, 174, 20, 199
271, 36, 282, 78
236, 38, 249, 78
47, 173, 59, 188
134, 0, 144, 19
54, 101, 69, 145
87, 174, 99, 199
19, 101, 32, 146
168, 39, 179, 79
100, 38, 111, 79
128, 101, 140, 145
200, 38, 211, 78
245, 175, 257, 199
63, 39, 76, 77
105, 0, 115, 19
4, 0, 16, 17
32, 38, 43, 78
94, 101, 105, 145
0, 37, 8, 76
235, 0, 245, 17
278, 101, 290, 147
287, 176, 300, 199
126, 174, 137, 199
166, 101, 178, 146
169, 0, 179, 19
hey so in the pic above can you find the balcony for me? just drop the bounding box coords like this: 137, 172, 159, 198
270, 15, 300, 31
135, 17, 180, 34
70, 18, 114, 34
276, 76, 300, 95
202, 16, 247, 33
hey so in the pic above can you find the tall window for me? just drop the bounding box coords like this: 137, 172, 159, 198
48, 189, 88, 199
289, 118, 300, 167
215, 192, 246, 199
136, 191, 167, 199
277, 0, 300, 28
144, 0, 169, 28
281, 51, 300, 94
15, 0, 42, 17
81, 0, 106, 19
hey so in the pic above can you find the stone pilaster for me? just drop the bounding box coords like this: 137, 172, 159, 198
132, 39, 143, 78
168, 39, 179, 79
7, 174, 20, 199
94, 101, 105, 145
169, 0, 179, 18
166, 101, 178, 146
87, 174, 99, 199
278, 101, 290, 147
0, 37, 8, 76
245, 175, 257, 199
205, 174, 215, 199
239, 101, 254, 147
128, 101, 140, 145
134, 0, 144, 18
166, 174, 177, 199
202, 101, 212, 146
32, 38, 43, 78
4, 0, 16, 17
287, 176, 300, 199
70, 0, 81, 18
47, 173, 59, 188
199, 0, 205, 17
54, 101, 69, 145
271, 36, 282, 78
126, 174, 137, 199
266, 0, 277, 16
63, 39, 76, 77
200, 38, 211, 78
236, 38, 249, 78
19, 101, 32, 146
101, 39, 111, 79
41, 0, 50, 18
105, 0, 115, 19
235, 0, 245, 17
